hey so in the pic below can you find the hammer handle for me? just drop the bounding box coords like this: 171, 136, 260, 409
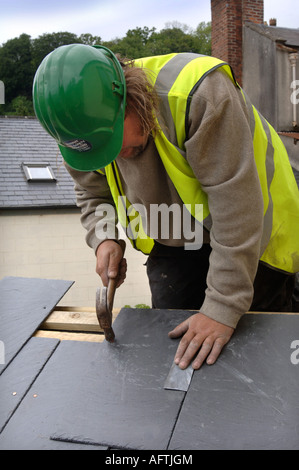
107, 277, 117, 314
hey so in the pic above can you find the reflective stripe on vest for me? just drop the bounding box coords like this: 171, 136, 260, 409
105, 161, 154, 253
100, 53, 299, 273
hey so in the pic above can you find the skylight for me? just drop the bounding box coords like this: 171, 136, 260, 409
22, 163, 56, 182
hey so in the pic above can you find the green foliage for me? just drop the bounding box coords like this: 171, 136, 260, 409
11, 95, 34, 115
0, 22, 211, 116
194, 21, 212, 55
31, 31, 83, 70
103, 21, 211, 58
79, 33, 102, 46
105, 26, 156, 58
123, 304, 151, 309
146, 25, 197, 56
0, 34, 34, 103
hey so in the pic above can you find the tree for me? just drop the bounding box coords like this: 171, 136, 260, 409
194, 21, 211, 56
164, 21, 193, 34
11, 95, 34, 116
102, 22, 211, 59
147, 26, 195, 55
0, 22, 211, 116
0, 34, 33, 103
104, 27, 156, 58
79, 33, 102, 46
147, 21, 211, 56
31, 32, 82, 69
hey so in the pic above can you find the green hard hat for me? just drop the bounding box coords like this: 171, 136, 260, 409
33, 43, 126, 171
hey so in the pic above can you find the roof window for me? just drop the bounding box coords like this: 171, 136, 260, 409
22, 163, 56, 182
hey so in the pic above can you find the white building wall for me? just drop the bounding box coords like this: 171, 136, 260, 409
0, 208, 151, 308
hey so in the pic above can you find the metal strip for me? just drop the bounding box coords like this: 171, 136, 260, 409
164, 361, 194, 392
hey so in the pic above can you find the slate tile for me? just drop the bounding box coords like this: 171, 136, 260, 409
0, 340, 106, 450
168, 314, 299, 450
0, 337, 59, 433
0, 276, 73, 374
51, 308, 190, 450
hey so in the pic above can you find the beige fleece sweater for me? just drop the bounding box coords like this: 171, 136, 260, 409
65, 68, 264, 329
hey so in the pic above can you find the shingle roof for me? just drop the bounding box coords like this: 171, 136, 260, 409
0, 116, 77, 208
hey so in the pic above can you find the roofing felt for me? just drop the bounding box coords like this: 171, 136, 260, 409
0, 116, 77, 209
245, 22, 299, 48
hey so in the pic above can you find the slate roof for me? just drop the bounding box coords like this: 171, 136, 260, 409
245, 23, 299, 49
0, 116, 297, 210
0, 116, 77, 209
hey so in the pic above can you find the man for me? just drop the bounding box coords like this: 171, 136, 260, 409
33, 44, 299, 370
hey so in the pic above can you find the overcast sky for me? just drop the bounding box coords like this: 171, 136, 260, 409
0, 0, 298, 46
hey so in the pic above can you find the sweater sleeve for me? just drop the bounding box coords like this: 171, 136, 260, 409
64, 163, 119, 253
185, 70, 264, 328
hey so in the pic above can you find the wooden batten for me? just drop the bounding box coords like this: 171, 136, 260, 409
34, 307, 121, 343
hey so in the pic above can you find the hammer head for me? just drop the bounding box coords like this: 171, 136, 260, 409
96, 286, 115, 343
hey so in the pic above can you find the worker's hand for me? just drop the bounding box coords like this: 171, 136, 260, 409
96, 240, 127, 288
168, 312, 234, 370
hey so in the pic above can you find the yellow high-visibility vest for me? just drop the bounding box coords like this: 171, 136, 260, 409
100, 53, 299, 274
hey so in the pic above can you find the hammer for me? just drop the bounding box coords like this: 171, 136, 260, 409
96, 278, 117, 342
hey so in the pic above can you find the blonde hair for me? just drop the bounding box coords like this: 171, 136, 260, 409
117, 56, 160, 136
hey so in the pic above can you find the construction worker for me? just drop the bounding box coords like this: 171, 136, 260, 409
33, 44, 299, 370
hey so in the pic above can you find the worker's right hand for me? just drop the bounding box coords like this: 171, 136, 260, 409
96, 239, 127, 288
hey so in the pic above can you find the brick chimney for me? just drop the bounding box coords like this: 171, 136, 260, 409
211, 0, 264, 86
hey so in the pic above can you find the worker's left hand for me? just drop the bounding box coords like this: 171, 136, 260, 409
168, 312, 234, 370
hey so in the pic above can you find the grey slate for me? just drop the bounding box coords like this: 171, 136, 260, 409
51, 308, 189, 450
0, 337, 59, 433
0, 276, 73, 374
0, 117, 77, 208
1, 287, 298, 450
0, 340, 107, 450
168, 314, 299, 450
